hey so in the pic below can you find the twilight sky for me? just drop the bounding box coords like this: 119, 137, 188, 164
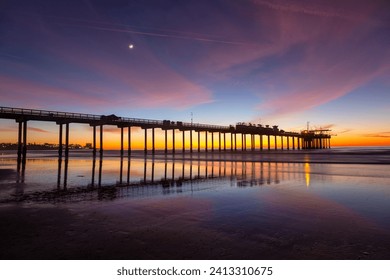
1, 0, 389, 147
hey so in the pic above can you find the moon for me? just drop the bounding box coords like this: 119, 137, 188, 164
128, 44, 134, 49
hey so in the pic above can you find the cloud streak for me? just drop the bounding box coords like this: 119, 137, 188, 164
250, 0, 365, 21
64, 24, 253, 46
363, 132, 390, 138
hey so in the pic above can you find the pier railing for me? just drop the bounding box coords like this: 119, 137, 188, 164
0, 106, 99, 121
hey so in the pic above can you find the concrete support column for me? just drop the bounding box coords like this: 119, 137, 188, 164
144, 128, 147, 154
234, 133, 237, 151
164, 130, 168, 154
172, 129, 175, 154
292, 137, 295, 150
281, 136, 284, 150
205, 132, 208, 152
22, 121, 27, 157
17, 121, 22, 158
223, 133, 226, 151
58, 124, 63, 157
182, 130, 185, 153
230, 133, 233, 151
274, 135, 277, 150
219, 132, 221, 152
152, 128, 155, 154
99, 125, 103, 154
211, 132, 214, 152
92, 126, 96, 156
298, 137, 301, 150
287, 136, 290, 150
190, 130, 193, 153
268, 135, 270, 150
65, 123, 69, 157
128, 127, 131, 156
260, 134, 263, 150
198, 131, 200, 152
120, 127, 124, 156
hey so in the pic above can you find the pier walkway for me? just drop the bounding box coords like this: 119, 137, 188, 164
0, 106, 331, 159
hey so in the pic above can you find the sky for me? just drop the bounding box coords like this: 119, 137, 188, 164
0, 0, 389, 148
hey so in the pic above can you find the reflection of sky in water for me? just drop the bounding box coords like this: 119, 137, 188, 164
1, 152, 390, 234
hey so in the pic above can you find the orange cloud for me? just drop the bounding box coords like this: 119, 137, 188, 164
29, 127, 51, 133
362, 132, 390, 138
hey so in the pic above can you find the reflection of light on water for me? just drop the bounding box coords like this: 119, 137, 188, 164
304, 162, 310, 188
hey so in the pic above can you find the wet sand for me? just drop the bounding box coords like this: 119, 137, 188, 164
1, 148, 390, 260
1, 198, 389, 260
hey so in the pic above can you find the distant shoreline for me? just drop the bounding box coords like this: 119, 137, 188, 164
0, 143, 87, 150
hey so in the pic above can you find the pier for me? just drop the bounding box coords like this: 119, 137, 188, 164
0, 106, 331, 159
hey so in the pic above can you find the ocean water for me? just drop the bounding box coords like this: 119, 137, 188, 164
0, 148, 389, 259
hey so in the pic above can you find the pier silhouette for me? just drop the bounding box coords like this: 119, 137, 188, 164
0, 106, 331, 161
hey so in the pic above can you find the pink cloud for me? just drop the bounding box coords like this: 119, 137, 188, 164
233, 1, 388, 118
159, 1, 388, 119
0, 75, 108, 110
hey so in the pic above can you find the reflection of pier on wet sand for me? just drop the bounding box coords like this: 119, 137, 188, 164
6, 156, 308, 203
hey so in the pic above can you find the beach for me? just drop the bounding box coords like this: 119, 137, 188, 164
1, 148, 390, 259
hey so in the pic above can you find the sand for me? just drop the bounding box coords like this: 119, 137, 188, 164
1, 148, 390, 260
